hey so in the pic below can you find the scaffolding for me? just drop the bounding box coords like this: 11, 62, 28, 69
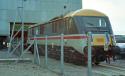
8, 0, 23, 54
7, 0, 32, 63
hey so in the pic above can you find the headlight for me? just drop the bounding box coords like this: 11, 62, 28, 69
3, 42, 5, 45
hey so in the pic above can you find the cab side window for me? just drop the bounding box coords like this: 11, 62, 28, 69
64, 18, 78, 34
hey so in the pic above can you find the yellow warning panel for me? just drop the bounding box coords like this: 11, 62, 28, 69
93, 36, 105, 45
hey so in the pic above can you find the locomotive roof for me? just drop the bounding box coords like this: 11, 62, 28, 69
64, 9, 107, 17
29, 9, 107, 28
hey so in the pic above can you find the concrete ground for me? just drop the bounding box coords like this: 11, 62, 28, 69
0, 62, 58, 76
0, 49, 59, 76
0, 49, 125, 76
0, 49, 89, 76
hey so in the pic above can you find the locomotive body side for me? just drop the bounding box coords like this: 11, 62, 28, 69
30, 34, 87, 54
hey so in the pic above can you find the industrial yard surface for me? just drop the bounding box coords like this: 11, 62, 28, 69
0, 49, 125, 76
0, 49, 59, 76
0, 62, 58, 76
0, 49, 89, 76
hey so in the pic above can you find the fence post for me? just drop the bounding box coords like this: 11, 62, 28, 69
61, 33, 64, 76
36, 39, 40, 65
34, 36, 36, 63
45, 35, 48, 67
88, 32, 92, 76
34, 36, 40, 65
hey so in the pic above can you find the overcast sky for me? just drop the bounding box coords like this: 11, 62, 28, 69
82, 0, 125, 35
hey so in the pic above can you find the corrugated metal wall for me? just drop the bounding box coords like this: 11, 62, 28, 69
0, 0, 82, 36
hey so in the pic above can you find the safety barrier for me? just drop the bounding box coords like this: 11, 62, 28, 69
34, 34, 65, 76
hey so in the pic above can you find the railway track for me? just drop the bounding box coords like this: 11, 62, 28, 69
93, 63, 125, 76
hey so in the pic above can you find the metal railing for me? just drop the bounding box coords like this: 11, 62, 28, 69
33, 32, 92, 76
7, 29, 92, 76
42, 34, 65, 76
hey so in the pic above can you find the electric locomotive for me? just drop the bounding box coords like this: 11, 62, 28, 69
28, 9, 117, 65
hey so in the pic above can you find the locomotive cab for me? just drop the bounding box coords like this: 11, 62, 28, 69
74, 16, 113, 46
68, 9, 116, 64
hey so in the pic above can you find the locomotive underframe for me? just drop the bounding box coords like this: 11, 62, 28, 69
29, 44, 116, 65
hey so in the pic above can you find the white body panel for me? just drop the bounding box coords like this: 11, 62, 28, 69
29, 34, 87, 54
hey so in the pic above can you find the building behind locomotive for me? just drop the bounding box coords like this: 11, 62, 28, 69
28, 9, 116, 64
